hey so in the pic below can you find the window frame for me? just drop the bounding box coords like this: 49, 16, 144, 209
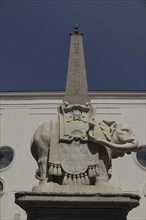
134, 145, 146, 170
0, 178, 5, 195
0, 146, 15, 171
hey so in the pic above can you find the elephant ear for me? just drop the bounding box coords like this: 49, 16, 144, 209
99, 120, 115, 141
100, 121, 132, 158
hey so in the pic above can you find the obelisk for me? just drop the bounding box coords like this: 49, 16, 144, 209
63, 24, 90, 104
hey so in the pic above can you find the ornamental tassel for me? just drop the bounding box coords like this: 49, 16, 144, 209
95, 164, 99, 176
88, 166, 93, 178
72, 175, 77, 185
53, 164, 58, 175
68, 175, 72, 185
62, 173, 68, 185
92, 166, 96, 177
76, 175, 82, 185
49, 164, 54, 175
81, 174, 85, 185
84, 173, 90, 185
57, 165, 62, 176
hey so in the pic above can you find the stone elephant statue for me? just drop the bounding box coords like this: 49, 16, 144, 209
31, 119, 139, 189
88, 120, 139, 158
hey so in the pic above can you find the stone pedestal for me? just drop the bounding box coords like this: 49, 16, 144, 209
15, 191, 140, 220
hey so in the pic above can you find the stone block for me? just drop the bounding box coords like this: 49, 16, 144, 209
15, 192, 140, 220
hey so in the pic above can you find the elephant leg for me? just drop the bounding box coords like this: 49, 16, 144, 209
95, 160, 121, 193
38, 156, 48, 183
95, 160, 109, 184
36, 139, 50, 183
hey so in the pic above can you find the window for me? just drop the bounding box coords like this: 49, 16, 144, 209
0, 146, 15, 170
135, 145, 146, 169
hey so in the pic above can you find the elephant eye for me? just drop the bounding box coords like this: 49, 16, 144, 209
121, 129, 128, 132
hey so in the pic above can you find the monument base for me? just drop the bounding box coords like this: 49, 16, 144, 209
15, 191, 140, 220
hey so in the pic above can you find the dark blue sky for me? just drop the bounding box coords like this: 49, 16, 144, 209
1, 0, 145, 91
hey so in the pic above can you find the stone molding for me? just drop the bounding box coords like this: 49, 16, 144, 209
0, 91, 146, 100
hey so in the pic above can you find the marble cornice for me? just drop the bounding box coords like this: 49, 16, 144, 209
0, 91, 146, 100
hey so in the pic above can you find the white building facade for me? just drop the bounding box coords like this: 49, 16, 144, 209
0, 91, 146, 220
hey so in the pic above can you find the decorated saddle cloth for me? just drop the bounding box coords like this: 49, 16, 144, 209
49, 121, 99, 176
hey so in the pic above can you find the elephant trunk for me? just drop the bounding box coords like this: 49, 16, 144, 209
88, 130, 138, 152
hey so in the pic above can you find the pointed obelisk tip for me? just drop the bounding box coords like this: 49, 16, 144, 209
74, 24, 79, 34
70, 24, 83, 36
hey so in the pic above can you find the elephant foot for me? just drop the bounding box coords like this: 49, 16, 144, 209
39, 178, 48, 185
95, 181, 122, 194
32, 181, 59, 193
